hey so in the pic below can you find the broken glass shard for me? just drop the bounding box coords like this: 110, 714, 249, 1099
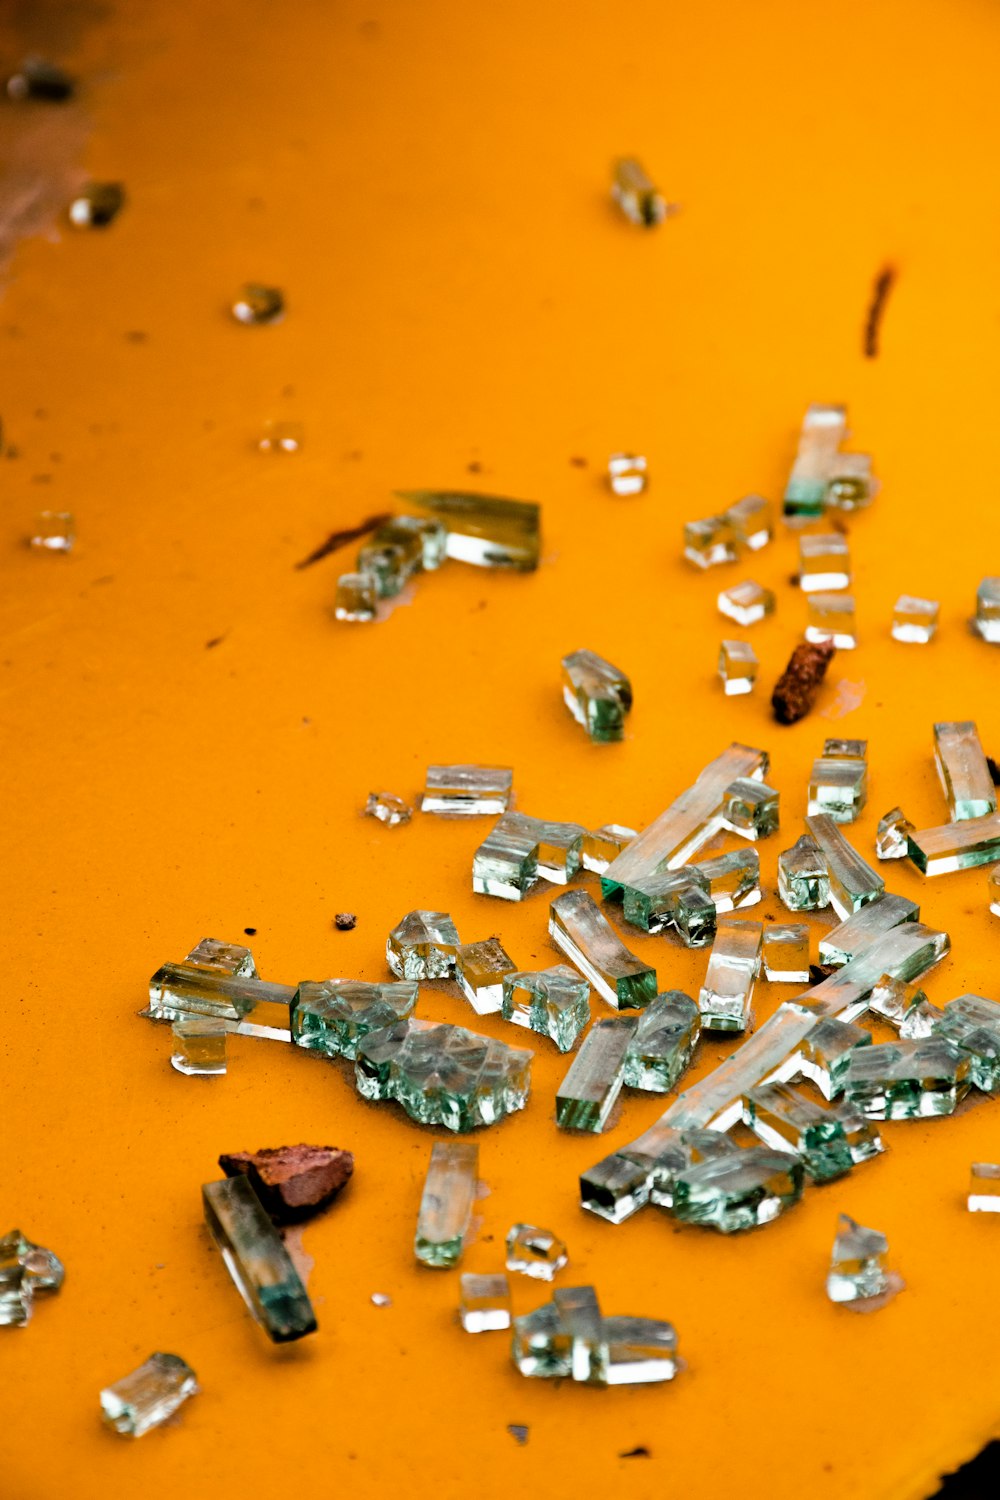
456, 938, 517, 1015
725, 493, 773, 551
602, 742, 768, 897
185, 938, 256, 977
582, 823, 636, 874
786, 1016, 872, 1100
840, 1037, 970, 1118
935, 994, 1000, 1091
684, 515, 738, 569
556, 1017, 637, 1131
892, 594, 939, 644
933, 721, 997, 821
231, 283, 284, 324
554, 1285, 607, 1384
459, 1272, 511, 1331
395, 489, 540, 571
414, 1141, 478, 1268
291, 978, 418, 1059
420, 764, 512, 816
202, 1175, 317, 1341
808, 738, 868, 823
472, 812, 540, 900
743, 1082, 852, 1182
365, 790, 412, 826
607, 453, 647, 495
611, 157, 669, 226
549, 890, 657, 1009
534, 819, 587, 883
506, 1223, 568, 1281
0, 1230, 64, 1327
698, 918, 762, 1033
69, 182, 125, 227
806, 813, 884, 919
604, 1316, 680, 1384
833, 1100, 884, 1163
990, 867, 1000, 917
968, 1163, 1000, 1212
561, 649, 632, 743
806, 592, 858, 648
334, 571, 377, 622
718, 639, 758, 695
258, 420, 303, 453
621, 867, 713, 940
672, 1147, 804, 1232
974, 577, 1000, 643
354, 1017, 531, 1130
876, 807, 913, 860
171, 1018, 227, 1076
826, 452, 876, 510
722, 777, 779, 840
799, 533, 851, 592
623, 991, 700, 1092
355, 540, 414, 599
501, 966, 591, 1052
511, 1300, 573, 1378
386, 909, 460, 980
906, 811, 1000, 874
6, 57, 75, 101
717, 580, 775, 627
100, 1353, 198, 1437
869, 975, 929, 1031
373, 514, 448, 571
696, 847, 761, 911
763, 923, 810, 982
819, 893, 920, 967
784, 404, 847, 519
827, 1214, 898, 1304
579, 1120, 739, 1223
29, 510, 75, 552
807, 924, 949, 1021
899, 997, 944, 1039
146, 963, 294, 1039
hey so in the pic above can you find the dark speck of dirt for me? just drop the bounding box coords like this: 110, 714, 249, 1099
619, 1447, 651, 1459
829, 515, 849, 535
569, 455, 587, 467
244, 927, 257, 936
507, 1425, 529, 1446
467, 460, 482, 473
125, 330, 148, 343
31, 473, 52, 483
788, 574, 800, 586
5, 446, 20, 459
205, 635, 227, 649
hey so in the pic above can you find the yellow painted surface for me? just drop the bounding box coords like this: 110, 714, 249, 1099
2, 2, 1000, 1496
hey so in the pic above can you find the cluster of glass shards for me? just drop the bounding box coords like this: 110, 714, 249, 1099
905, 720, 1000, 874
355, 1017, 532, 1131
619, 848, 761, 942
930, 993, 1000, 1092
513, 1284, 681, 1386
145, 938, 294, 1041
100, 1353, 199, 1437
472, 811, 587, 901
611, 157, 674, 227
561, 649, 632, 742
552, 993, 701, 1132
684, 494, 773, 568
808, 738, 868, 824
783, 404, 876, 520
335, 492, 541, 621
0, 1230, 64, 1328
291, 979, 419, 1059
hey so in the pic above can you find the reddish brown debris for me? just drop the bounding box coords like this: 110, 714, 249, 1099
334, 912, 357, 931
219, 1143, 354, 1223
771, 640, 836, 724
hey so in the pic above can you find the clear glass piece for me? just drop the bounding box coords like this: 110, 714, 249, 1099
394, 489, 541, 571
763, 923, 810, 982
906, 812, 1000, 875
808, 738, 868, 823
717, 580, 775, 627
743, 1082, 852, 1182
840, 1037, 970, 1118
556, 1017, 637, 1131
722, 777, 779, 840
291, 978, 418, 1058
623, 991, 700, 1092
68, 182, 124, 227
0, 1230, 64, 1327
892, 594, 939, 643
472, 812, 540, 901
784, 404, 847, 519
974, 578, 1000, 643
876, 806, 914, 860
695, 847, 762, 911
806, 592, 858, 648
506, 1223, 568, 1281
990, 867, 1000, 917
365, 791, 412, 826
672, 1147, 804, 1232
778, 834, 831, 911
581, 823, 636, 874
604, 1315, 680, 1384
549, 890, 657, 1009
718, 639, 758, 695
968, 1162, 1000, 1213
827, 1214, 898, 1304
826, 452, 876, 510
231, 283, 284, 324
799, 534, 851, 592
100, 1353, 198, 1437
456, 938, 517, 1015
29, 510, 75, 552
334, 572, 377, 622
784, 1016, 872, 1100
819, 893, 920, 967
202, 1175, 317, 1341
258, 420, 303, 453
622, 867, 713, 939
611, 157, 669, 226
725, 493, 773, 551
561, 648, 632, 743
553, 1285, 608, 1384
501, 966, 591, 1052
171, 1018, 227, 1076
415, 1141, 478, 1268
146, 963, 294, 1039
185, 938, 256, 977
459, 1272, 511, 1331
386, 909, 460, 979
607, 453, 647, 495
698, 918, 763, 1033
420, 764, 512, 816
933, 721, 997, 821
511, 1300, 573, 1379
684, 515, 737, 569
806, 813, 884, 919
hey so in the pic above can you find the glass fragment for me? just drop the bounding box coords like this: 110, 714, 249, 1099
365, 791, 412, 826
684, 514, 737, 569
185, 938, 257, 977
718, 639, 758, 695
869, 975, 929, 1029
892, 594, 938, 644
459, 1273, 511, 1332
933, 721, 997, 822
501, 966, 591, 1052
906, 812, 1000, 875
258, 420, 303, 453
717, 580, 775, 627
671, 1147, 803, 1232
604, 1316, 681, 1384
722, 777, 779, 840
354, 1017, 531, 1130
414, 1141, 478, 1269
355, 540, 414, 599
554, 1285, 608, 1384
743, 1081, 853, 1182
973, 578, 1000, 643
805, 813, 884, 919
68, 182, 125, 227
806, 592, 858, 649
231, 283, 284, 324
202, 1175, 317, 1341
876, 807, 913, 860
623, 991, 700, 1092
506, 1223, 568, 1281
611, 157, 670, 226
386, 909, 460, 980
581, 823, 636, 874
561, 648, 632, 743
334, 571, 377, 622
827, 1214, 898, 1304
549, 890, 657, 1009
819, 893, 920, 967
291, 978, 418, 1058
420, 764, 512, 816
695, 847, 761, 911
556, 1017, 637, 1131
725, 493, 773, 551
698, 917, 762, 1033
934, 994, 1000, 1091
373, 515, 448, 571
968, 1163, 1000, 1213
395, 489, 541, 571
798, 533, 851, 592
990, 867, 1000, 917
171, 1017, 227, 1076
100, 1353, 198, 1438
511, 1300, 573, 1379
763, 923, 810, 983
784, 404, 847, 519
472, 812, 540, 901
840, 1037, 970, 1118
146, 963, 294, 1039
826, 452, 876, 510
607, 453, 647, 495
784, 1016, 872, 1100
808, 737, 868, 823
622, 867, 714, 941
0, 1230, 64, 1328
29, 511, 75, 552
456, 937, 517, 1015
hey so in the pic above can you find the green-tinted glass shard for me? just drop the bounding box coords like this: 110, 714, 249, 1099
698, 918, 762, 1033
386, 909, 460, 979
622, 867, 712, 938
808, 746, 868, 824
99, 1353, 199, 1437
604, 1315, 680, 1385
549, 890, 657, 1010
907, 811, 1000, 874
556, 1017, 636, 1131
672, 1147, 804, 1232
833, 1100, 885, 1164
763, 923, 810, 982
603, 743, 768, 897
501, 966, 591, 1052
935, 994, 1000, 1090
146, 963, 295, 1039
505, 1223, 568, 1281
806, 924, 949, 1024
818, 893, 920, 967
184, 938, 257, 977
561, 649, 632, 743
0, 1229, 64, 1327
784, 404, 847, 518
840, 1037, 970, 1118
694, 847, 761, 911
414, 1141, 478, 1268
778, 834, 831, 911
291, 978, 418, 1059
353, 1017, 531, 1130
511, 1300, 573, 1378
202, 1176, 317, 1342
456, 937, 517, 1016
806, 813, 885, 919
933, 721, 997, 822
395, 489, 540, 571
420, 764, 512, 816
581, 823, 636, 874
578, 1121, 736, 1222
743, 1081, 853, 1182
721, 777, 780, 840
553, 1285, 607, 1384
784, 1016, 872, 1099
472, 812, 540, 900
827, 1214, 895, 1303
623, 991, 700, 1092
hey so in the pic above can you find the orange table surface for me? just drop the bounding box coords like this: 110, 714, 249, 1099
3, 2, 1000, 1496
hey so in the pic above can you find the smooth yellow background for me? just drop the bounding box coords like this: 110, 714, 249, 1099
3, 2, 1000, 1496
